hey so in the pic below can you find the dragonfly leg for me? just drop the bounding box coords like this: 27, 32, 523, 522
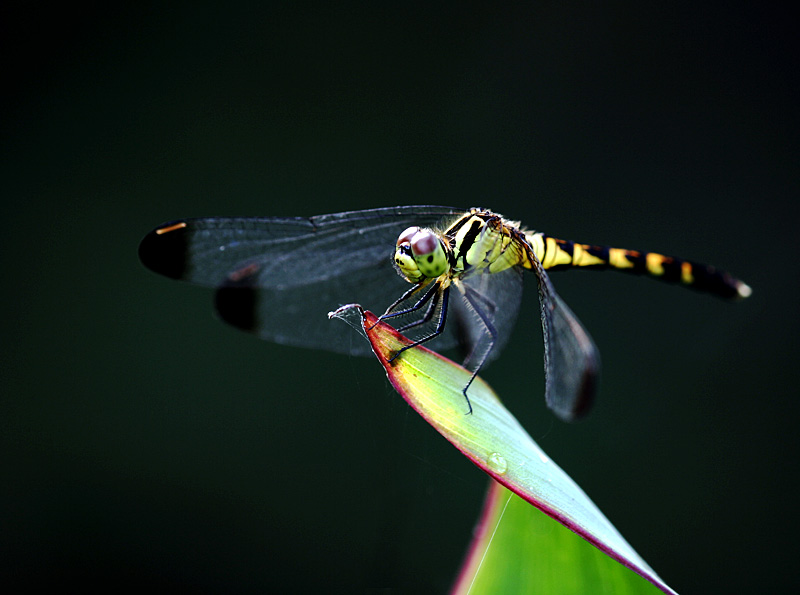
375, 280, 441, 331
387, 285, 450, 361
396, 289, 440, 332
455, 285, 498, 415
367, 281, 436, 333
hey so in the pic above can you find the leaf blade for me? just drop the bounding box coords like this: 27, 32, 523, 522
330, 305, 678, 595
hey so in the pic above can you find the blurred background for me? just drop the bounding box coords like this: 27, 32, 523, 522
2, 2, 797, 593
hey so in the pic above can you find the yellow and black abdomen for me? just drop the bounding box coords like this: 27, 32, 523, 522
526, 233, 751, 300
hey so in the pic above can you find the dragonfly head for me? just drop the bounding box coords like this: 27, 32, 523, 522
394, 226, 449, 283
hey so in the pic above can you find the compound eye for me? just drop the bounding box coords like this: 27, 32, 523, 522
409, 229, 439, 257
397, 226, 420, 247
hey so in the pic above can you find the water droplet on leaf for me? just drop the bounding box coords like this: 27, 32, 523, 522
486, 452, 508, 475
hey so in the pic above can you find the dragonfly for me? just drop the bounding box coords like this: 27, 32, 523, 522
139, 206, 750, 421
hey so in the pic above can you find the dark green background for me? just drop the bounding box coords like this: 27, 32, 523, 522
3, 2, 797, 593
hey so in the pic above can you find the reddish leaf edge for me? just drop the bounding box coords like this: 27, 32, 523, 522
329, 304, 678, 595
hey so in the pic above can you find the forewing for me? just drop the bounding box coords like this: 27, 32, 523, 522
530, 254, 600, 421
139, 206, 463, 354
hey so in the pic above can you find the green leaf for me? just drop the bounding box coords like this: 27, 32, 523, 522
330, 305, 678, 595
453, 481, 667, 595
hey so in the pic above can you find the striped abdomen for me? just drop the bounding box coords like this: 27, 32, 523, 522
525, 233, 751, 300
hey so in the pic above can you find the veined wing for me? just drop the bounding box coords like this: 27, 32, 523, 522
451, 266, 524, 369
529, 251, 600, 421
379, 265, 525, 371
139, 205, 464, 355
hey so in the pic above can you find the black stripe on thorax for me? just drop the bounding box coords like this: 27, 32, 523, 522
452, 217, 486, 269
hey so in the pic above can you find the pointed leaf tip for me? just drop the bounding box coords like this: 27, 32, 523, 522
342, 309, 677, 595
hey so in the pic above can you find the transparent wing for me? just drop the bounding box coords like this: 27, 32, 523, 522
452, 266, 524, 369
381, 265, 524, 370
529, 253, 600, 421
139, 206, 463, 355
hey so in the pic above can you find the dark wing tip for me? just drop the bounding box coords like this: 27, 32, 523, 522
564, 367, 598, 421
214, 277, 259, 333
547, 346, 600, 423
138, 221, 191, 280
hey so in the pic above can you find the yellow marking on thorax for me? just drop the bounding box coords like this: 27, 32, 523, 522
453, 216, 527, 276
486, 231, 519, 273
608, 248, 635, 269
646, 252, 666, 276
451, 216, 485, 272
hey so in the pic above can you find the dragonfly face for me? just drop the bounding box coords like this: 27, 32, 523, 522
393, 226, 450, 283
140, 206, 749, 422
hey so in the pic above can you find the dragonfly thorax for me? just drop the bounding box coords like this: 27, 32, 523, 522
393, 226, 450, 283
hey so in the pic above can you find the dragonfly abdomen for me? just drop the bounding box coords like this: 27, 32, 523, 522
526, 233, 751, 300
